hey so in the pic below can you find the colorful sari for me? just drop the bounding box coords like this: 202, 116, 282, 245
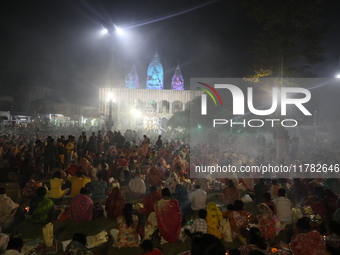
70, 194, 93, 222
29, 196, 54, 223
172, 184, 191, 216
154, 199, 182, 243
290, 230, 325, 255
105, 187, 126, 219
139, 190, 162, 216
116, 215, 140, 248
206, 202, 223, 239
257, 203, 276, 240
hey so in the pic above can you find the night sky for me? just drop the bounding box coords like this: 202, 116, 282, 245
1, 0, 339, 102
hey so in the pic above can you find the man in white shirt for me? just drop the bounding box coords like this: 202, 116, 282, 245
273, 188, 292, 225
189, 185, 207, 211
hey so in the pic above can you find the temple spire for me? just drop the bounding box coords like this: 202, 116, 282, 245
125, 64, 140, 89
171, 63, 184, 90
146, 52, 164, 90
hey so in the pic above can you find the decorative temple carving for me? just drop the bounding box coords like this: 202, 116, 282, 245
125, 64, 140, 89
146, 52, 164, 90
171, 64, 184, 90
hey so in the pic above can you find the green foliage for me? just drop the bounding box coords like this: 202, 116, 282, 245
244, 0, 326, 80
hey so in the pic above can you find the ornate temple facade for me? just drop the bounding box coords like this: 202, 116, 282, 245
99, 52, 203, 130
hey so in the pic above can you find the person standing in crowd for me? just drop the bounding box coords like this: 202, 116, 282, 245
33, 140, 44, 179
189, 185, 207, 211
44, 138, 58, 178
57, 136, 66, 169
97, 131, 104, 153
156, 135, 162, 151
65, 135, 75, 168
88, 132, 97, 154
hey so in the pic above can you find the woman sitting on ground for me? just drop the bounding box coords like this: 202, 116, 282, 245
105, 187, 126, 220
70, 187, 93, 222
172, 184, 191, 217
223, 200, 248, 244
112, 203, 140, 248
218, 180, 240, 205
206, 202, 223, 239
138, 239, 163, 255
144, 188, 182, 243
137, 186, 161, 216
64, 232, 93, 255
49, 171, 69, 199
20, 171, 37, 199
29, 186, 55, 224
290, 217, 325, 255
257, 203, 276, 240
239, 227, 272, 255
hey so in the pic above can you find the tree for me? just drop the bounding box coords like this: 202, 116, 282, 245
244, 0, 326, 81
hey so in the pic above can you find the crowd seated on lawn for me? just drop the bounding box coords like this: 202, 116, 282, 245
0, 129, 339, 254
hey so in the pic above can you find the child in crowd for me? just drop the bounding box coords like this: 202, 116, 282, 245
184, 209, 208, 238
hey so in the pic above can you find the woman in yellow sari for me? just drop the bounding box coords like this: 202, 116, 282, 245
206, 202, 223, 239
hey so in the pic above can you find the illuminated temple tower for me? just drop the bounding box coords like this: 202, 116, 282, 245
171, 64, 184, 90
125, 64, 140, 89
99, 52, 203, 130
146, 52, 163, 90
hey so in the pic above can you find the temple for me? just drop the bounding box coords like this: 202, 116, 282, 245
99, 52, 203, 130
146, 52, 164, 90
171, 64, 184, 90
125, 64, 140, 89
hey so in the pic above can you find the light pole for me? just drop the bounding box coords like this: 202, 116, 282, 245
101, 25, 124, 87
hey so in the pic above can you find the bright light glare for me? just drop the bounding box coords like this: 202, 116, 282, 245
336, 74, 340, 78
102, 28, 109, 35
132, 109, 141, 117
116, 27, 124, 35
107, 92, 113, 100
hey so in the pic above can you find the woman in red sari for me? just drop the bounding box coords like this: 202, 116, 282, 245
144, 188, 181, 243
218, 180, 240, 205
290, 217, 325, 255
147, 167, 163, 187
138, 186, 161, 216
257, 203, 276, 240
105, 187, 126, 219
154, 188, 182, 243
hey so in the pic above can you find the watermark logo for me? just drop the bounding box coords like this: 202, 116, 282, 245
199, 83, 311, 116
196, 82, 223, 115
